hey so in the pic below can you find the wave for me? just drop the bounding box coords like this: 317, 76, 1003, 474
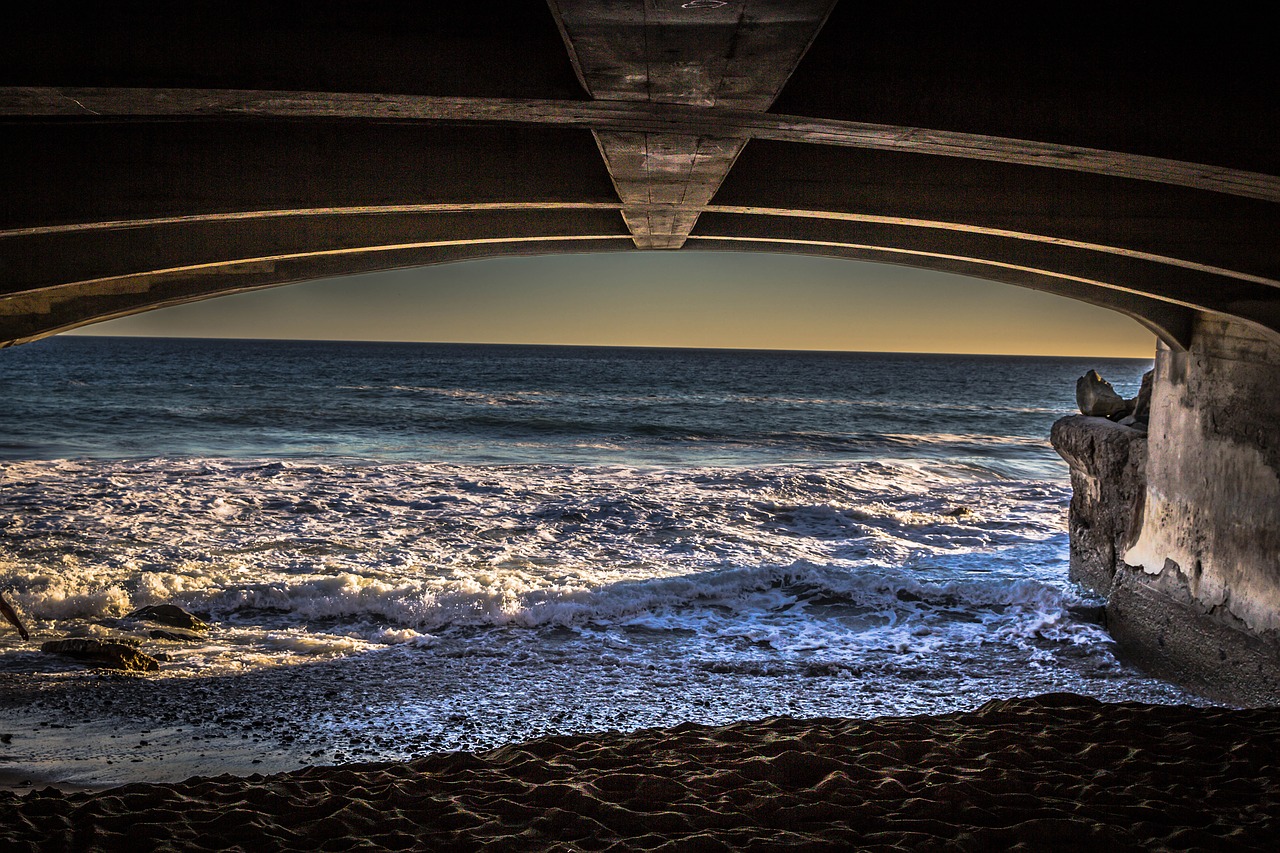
0, 455, 1082, 676
0, 459, 1068, 567
2, 555, 1097, 654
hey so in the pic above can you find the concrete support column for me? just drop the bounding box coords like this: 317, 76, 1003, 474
1114, 316, 1280, 702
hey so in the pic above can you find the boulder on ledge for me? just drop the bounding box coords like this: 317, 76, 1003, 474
1076, 370, 1129, 418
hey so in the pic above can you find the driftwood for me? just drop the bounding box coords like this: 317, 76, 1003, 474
0, 591, 29, 640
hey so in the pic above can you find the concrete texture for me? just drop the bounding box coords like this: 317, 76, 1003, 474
1126, 317, 1280, 636
1107, 565, 1280, 706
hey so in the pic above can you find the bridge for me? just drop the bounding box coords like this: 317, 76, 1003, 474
2, 2, 1278, 701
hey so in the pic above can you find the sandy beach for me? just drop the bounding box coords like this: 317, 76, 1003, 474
2, 693, 1277, 851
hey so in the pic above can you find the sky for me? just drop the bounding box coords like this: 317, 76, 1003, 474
72, 252, 1155, 357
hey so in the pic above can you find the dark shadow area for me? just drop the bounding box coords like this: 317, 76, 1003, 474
0, 2, 587, 100
772, 2, 1279, 173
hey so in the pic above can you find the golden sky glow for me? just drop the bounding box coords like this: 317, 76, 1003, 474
72, 252, 1156, 358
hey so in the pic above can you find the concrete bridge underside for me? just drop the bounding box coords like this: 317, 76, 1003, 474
2, 2, 1279, 700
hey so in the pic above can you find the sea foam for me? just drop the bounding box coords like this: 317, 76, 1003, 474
0, 457, 1096, 679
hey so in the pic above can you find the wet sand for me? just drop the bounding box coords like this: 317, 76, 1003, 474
1, 693, 1277, 851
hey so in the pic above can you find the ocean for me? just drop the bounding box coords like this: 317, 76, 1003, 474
0, 336, 1202, 762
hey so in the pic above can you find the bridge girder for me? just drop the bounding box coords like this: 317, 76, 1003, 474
1, 2, 1276, 348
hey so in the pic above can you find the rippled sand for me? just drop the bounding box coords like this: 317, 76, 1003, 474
2, 694, 1276, 851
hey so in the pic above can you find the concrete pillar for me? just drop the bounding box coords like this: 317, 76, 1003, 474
1113, 315, 1280, 703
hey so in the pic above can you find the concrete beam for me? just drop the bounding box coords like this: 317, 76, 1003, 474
691, 210, 1280, 338
714, 141, 1280, 283
0, 237, 635, 347
3, 107, 1272, 344
2, 209, 631, 294
5, 88, 1277, 203
688, 237, 1198, 350
594, 132, 744, 249
1, 220, 1201, 352
548, 0, 835, 248
550, 0, 833, 108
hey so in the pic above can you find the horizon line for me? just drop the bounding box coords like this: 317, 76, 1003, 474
61, 332, 1155, 361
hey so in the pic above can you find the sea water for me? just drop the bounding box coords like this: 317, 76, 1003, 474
0, 337, 1201, 753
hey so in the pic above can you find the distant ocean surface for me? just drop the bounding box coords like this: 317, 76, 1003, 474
0, 337, 1201, 752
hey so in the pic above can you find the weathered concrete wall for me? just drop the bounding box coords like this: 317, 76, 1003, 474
1058, 316, 1280, 704
1117, 317, 1280, 702
1050, 416, 1147, 596
1126, 317, 1280, 632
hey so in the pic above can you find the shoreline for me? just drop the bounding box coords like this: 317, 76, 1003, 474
0, 713, 310, 795
0, 639, 1212, 796
2, 693, 1277, 850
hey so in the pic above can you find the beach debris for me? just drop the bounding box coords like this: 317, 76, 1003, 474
1075, 370, 1129, 418
0, 591, 30, 640
40, 637, 161, 672
127, 604, 209, 633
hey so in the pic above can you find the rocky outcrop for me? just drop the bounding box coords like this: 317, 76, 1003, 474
127, 604, 209, 632
25, 603, 212, 673
1050, 415, 1147, 596
40, 638, 161, 672
1057, 322, 1280, 706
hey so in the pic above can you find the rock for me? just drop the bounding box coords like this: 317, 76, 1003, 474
1075, 370, 1130, 418
127, 604, 209, 632
1127, 369, 1154, 422
1050, 415, 1148, 596
1066, 604, 1107, 625
40, 638, 160, 672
